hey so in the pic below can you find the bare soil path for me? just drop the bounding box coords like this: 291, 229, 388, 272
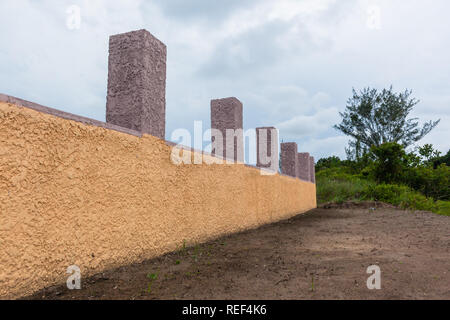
27, 203, 450, 300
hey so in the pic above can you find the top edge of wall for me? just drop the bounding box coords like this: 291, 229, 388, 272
165, 141, 310, 182
0, 93, 143, 138
0, 93, 314, 184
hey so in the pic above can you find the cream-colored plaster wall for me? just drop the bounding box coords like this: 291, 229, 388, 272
0, 102, 316, 299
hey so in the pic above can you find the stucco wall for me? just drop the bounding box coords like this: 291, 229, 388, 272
0, 101, 316, 299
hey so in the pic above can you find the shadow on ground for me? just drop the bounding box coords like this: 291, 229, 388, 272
25, 203, 450, 300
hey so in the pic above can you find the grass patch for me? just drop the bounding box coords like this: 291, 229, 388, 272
316, 169, 450, 216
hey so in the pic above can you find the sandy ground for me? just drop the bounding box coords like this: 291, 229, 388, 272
26, 203, 450, 300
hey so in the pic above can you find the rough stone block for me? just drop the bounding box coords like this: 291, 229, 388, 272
281, 142, 298, 178
106, 29, 166, 139
256, 127, 279, 171
297, 152, 311, 181
211, 97, 243, 162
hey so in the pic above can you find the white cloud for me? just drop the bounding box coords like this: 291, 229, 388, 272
0, 0, 448, 161
302, 136, 349, 159
276, 107, 339, 139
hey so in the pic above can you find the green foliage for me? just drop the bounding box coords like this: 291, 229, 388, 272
334, 86, 440, 158
147, 273, 158, 280
363, 183, 438, 212
316, 170, 449, 216
316, 175, 372, 204
369, 142, 408, 184
405, 164, 450, 201
418, 144, 442, 165
364, 183, 409, 204
146, 272, 158, 293
316, 156, 342, 171
433, 149, 450, 168
320, 87, 447, 215
435, 201, 450, 216
316, 144, 450, 216
347, 142, 450, 201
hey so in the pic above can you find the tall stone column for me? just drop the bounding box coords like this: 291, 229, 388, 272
297, 152, 311, 181
256, 127, 279, 172
281, 142, 298, 178
106, 29, 166, 139
211, 97, 243, 163
310, 156, 316, 183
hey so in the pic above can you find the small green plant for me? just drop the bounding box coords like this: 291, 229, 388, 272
177, 239, 188, 256
146, 272, 158, 293
192, 245, 201, 262
175, 260, 181, 265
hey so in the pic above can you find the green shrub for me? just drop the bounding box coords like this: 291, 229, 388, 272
316, 156, 342, 171
316, 145, 449, 215
316, 168, 374, 205
316, 166, 356, 181
316, 177, 372, 204
395, 189, 437, 212
404, 164, 450, 201
316, 169, 450, 216
369, 143, 409, 184
435, 201, 450, 216
433, 149, 450, 168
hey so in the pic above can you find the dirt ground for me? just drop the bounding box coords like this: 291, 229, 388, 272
26, 203, 449, 300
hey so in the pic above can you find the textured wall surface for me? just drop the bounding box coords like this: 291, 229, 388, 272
297, 153, 310, 182
281, 142, 299, 178
0, 102, 316, 299
256, 127, 278, 170
211, 97, 243, 162
106, 29, 166, 139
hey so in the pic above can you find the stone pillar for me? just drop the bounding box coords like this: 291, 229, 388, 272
297, 152, 311, 181
256, 127, 279, 172
211, 97, 243, 163
106, 29, 166, 139
310, 156, 316, 183
281, 142, 298, 178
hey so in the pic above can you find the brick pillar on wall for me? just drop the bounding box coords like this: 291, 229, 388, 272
106, 29, 166, 139
256, 127, 279, 171
281, 142, 298, 178
310, 156, 316, 183
297, 152, 311, 181
211, 97, 243, 163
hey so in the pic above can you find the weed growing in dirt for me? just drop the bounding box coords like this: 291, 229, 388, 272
146, 272, 158, 293
192, 245, 200, 262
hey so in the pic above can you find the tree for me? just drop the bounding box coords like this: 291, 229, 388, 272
433, 149, 450, 168
345, 139, 366, 161
316, 156, 342, 171
417, 144, 441, 166
334, 86, 440, 159
369, 142, 408, 184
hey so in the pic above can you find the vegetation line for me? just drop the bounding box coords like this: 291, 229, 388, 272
315, 86, 449, 216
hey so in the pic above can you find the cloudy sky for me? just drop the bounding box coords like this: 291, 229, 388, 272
1, 0, 449, 161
